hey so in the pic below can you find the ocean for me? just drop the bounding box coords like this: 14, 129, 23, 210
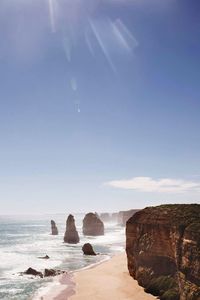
0, 214, 125, 300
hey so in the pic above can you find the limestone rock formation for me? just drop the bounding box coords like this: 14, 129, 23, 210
64, 214, 80, 244
100, 213, 111, 222
83, 212, 104, 236
126, 204, 200, 300
118, 209, 140, 226
111, 212, 118, 223
44, 269, 65, 277
24, 267, 43, 278
82, 243, 97, 256
51, 220, 58, 235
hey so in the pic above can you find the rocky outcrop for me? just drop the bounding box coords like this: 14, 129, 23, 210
23, 268, 65, 278
38, 255, 49, 259
51, 220, 58, 235
64, 214, 80, 244
24, 267, 43, 278
126, 204, 200, 300
44, 269, 65, 277
82, 243, 97, 256
83, 213, 104, 236
118, 209, 140, 226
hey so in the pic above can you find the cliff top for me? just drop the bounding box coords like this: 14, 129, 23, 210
127, 204, 200, 230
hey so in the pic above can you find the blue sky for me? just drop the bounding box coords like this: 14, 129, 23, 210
0, 0, 200, 214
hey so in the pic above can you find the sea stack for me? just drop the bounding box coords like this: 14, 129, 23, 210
83, 212, 104, 236
82, 243, 96, 256
64, 214, 80, 244
51, 220, 58, 235
118, 209, 139, 226
126, 204, 200, 300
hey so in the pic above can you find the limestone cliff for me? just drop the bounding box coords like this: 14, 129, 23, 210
126, 204, 200, 300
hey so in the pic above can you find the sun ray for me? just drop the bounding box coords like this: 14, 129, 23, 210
89, 19, 117, 74
48, 0, 56, 33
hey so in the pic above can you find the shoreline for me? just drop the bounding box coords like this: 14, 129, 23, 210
32, 253, 113, 300
36, 252, 156, 300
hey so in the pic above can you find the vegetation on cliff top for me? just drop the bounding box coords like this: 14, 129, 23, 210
128, 204, 200, 231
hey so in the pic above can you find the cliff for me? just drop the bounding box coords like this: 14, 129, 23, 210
126, 204, 200, 300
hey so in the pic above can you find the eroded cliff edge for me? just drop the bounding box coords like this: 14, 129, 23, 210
126, 204, 200, 300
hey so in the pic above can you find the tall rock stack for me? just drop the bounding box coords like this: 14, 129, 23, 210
126, 204, 200, 300
83, 212, 104, 236
64, 214, 79, 244
51, 220, 58, 235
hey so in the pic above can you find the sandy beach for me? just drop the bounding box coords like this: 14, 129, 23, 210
68, 252, 155, 300
44, 252, 155, 300
35, 252, 156, 300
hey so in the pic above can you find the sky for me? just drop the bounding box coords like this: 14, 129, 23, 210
0, 0, 200, 214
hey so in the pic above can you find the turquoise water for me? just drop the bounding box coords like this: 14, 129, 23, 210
0, 214, 125, 300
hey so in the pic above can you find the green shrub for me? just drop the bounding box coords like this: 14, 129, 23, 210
161, 289, 180, 300
145, 276, 177, 297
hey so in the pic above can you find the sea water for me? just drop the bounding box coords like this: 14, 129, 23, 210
0, 214, 125, 300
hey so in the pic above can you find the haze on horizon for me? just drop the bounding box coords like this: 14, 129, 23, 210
0, 0, 200, 215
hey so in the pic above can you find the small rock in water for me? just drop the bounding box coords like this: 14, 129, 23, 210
44, 269, 65, 277
38, 255, 50, 259
24, 267, 43, 278
82, 243, 97, 256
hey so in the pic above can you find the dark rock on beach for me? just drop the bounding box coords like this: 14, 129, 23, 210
83, 212, 104, 236
126, 204, 200, 300
51, 220, 58, 235
64, 214, 80, 244
82, 243, 97, 256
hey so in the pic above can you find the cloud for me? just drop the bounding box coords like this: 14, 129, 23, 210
105, 177, 200, 193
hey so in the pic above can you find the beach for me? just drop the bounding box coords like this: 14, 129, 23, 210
41, 252, 155, 300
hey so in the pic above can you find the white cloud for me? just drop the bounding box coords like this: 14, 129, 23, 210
105, 176, 200, 193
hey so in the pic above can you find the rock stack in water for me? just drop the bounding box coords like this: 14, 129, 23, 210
64, 214, 79, 244
118, 209, 140, 226
83, 212, 104, 236
126, 204, 200, 300
82, 243, 97, 256
51, 220, 58, 235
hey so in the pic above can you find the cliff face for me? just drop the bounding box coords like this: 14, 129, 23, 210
126, 204, 200, 300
